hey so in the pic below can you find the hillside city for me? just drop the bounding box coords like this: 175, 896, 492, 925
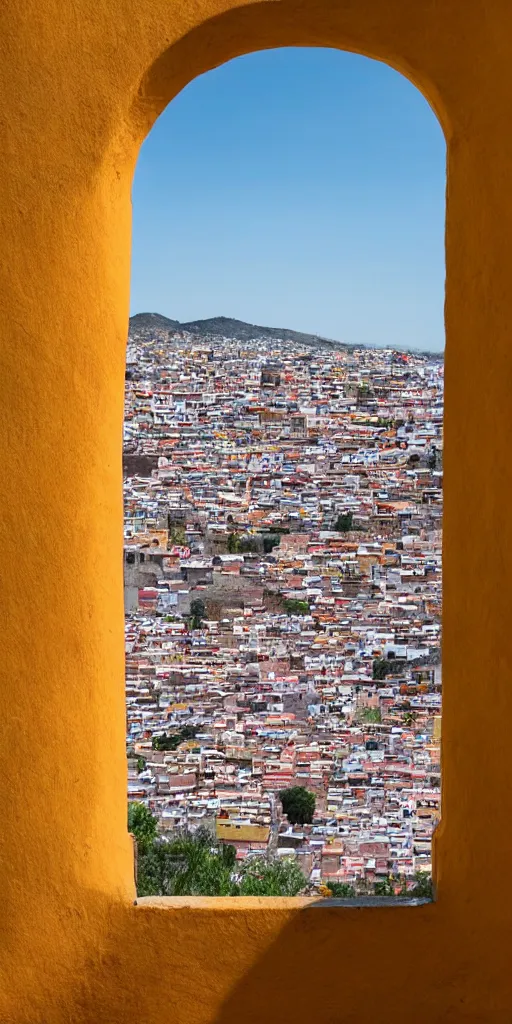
124, 316, 442, 897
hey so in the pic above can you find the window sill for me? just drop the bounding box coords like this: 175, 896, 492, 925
136, 895, 432, 910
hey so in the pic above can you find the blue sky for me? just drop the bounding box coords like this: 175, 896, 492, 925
131, 48, 446, 351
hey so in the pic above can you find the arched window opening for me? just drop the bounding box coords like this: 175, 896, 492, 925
124, 48, 445, 900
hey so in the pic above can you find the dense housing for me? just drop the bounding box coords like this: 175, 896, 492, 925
124, 325, 443, 891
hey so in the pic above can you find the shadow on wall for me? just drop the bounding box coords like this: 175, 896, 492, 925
60, 896, 509, 1024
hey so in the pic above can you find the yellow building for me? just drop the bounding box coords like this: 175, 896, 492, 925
433, 713, 442, 743
0, 1, 510, 1022
216, 820, 271, 844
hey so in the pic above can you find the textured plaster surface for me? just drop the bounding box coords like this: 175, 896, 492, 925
0, 0, 511, 1020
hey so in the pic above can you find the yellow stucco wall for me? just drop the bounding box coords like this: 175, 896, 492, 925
0, 0, 510, 1020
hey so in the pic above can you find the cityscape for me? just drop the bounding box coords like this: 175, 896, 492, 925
124, 314, 442, 897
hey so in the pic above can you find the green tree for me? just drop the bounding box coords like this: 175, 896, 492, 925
238, 535, 259, 554
283, 598, 310, 616
373, 657, 395, 680
334, 512, 353, 532
221, 843, 237, 869
238, 856, 306, 896
227, 532, 241, 554
374, 876, 396, 897
190, 598, 206, 630
279, 786, 316, 825
410, 871, 433, 899
358, 707, 382, 724
357, 382, 372, 403
179, 724, 198, 741
169, 524, 186, 546
327, 881, 356, 898
136, 828, 236, 897
152, 725, 197, 751
128, 802, 158, 854
136, 756, 146, 774
263, 534, 281, 554
152, 732, 179, 751
132, 822, 315, 898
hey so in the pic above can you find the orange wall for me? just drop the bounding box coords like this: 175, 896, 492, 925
0, 0, 511, 1020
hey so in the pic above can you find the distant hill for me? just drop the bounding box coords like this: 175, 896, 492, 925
180, 316, 342, 348
129, 312, 349, 350
129, 312, 443, 358
129, 312, 181, 333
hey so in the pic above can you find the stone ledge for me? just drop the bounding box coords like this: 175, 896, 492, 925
136, 895, 432, 910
